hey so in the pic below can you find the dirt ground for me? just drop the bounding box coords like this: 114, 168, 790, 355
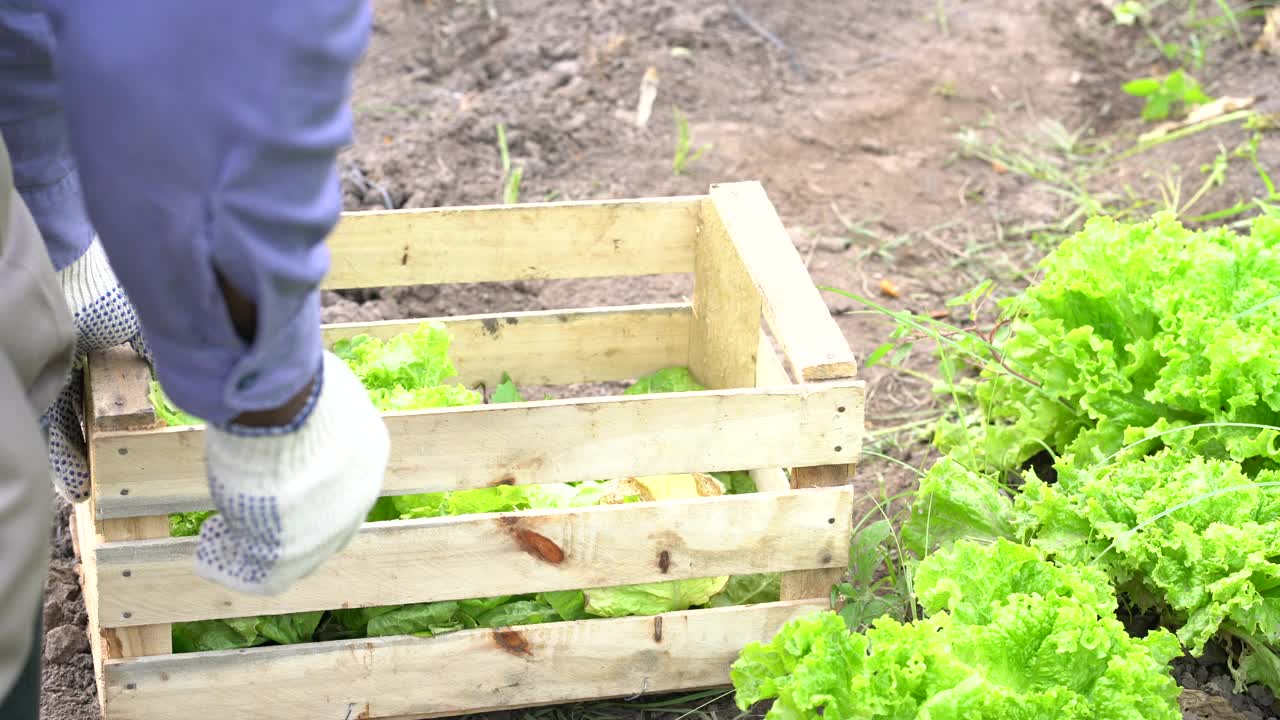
40, 0, 1279, 718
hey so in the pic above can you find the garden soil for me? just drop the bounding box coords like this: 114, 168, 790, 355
40, 0, 1280, 718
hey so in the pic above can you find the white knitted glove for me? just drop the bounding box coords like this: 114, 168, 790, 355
194, 350, 390, 595
42, 237, 149, 502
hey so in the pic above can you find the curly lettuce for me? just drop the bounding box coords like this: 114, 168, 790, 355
731, 539, 1182, 720
1018, 449, 1280, 692
943, 212, 1280, 474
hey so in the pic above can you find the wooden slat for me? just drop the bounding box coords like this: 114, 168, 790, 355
95, 487, 853, 627
71, 502, 108, 714
708, 182, 857, 381
98, 516, 173, 657
322, 304, 692, 390
687, 198, 761, 390
780, 463, 855, 601
86, 346, 159, 432
103, 600, 824, 720
325, 196, 700, 289
91, 305, 692, 433
82, 369, 174, 658
92, 381, 865, 519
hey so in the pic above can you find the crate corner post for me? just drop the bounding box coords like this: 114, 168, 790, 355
83, 346, 174, 719
703, 181, 864, 603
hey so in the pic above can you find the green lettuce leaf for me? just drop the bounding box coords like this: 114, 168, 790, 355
624, 366, 705, 395
254, 612, 326, 645
709, 573, 781, 608
491, 372, 526, 404
1018, 449, 1280, 692
902, 456, 1021, 557
168, 510, 215, 537
333, 321, 482, 410
540, 590, 591, 621
731, 539, 1183, 719
365, 601, 465, 637
731, 611, 866, 718
171, 613, 324, 654
171, 617, 262, 653
334, 322, 456, 390
943, 212, 1280, 474
711, 470, 758, 495
584, 576, 731, 618
148, 380, 203, 427
476, 600, 560, 628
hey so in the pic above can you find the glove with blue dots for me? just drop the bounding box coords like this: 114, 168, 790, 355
42, 237, 150, 502
194, 350, 389, 595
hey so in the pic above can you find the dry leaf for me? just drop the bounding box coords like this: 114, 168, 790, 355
1179, 689, 1247, 720
879, 278, 901, 298
635, 66, 659, 128
1140, 96, 1257, 143
1185, 95, 1256, 124
930, 309, 951, 319
1255, 5, 1280, 54
599, 473, 724, 504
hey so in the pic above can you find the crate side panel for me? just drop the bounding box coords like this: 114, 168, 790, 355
102, 600, 824, 720
93, 382, 865, 518
325, 196, 700, 288
95, 487, 853, 627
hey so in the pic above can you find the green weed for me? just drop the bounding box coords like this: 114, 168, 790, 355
1122, 69, 1213, 121
672, 107, 711, 176
496, 123, 524, 204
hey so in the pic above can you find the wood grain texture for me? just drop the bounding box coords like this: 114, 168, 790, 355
321, 303, 692, 390
92, 381, 865, 519
708, 182, 857, 381
324, 196, 700, 289
94, 487, 853, 627
687, 197, 762, 390
71, 502, 109, 713
98, 515, 173, 658
102, 600, 825, 720
780, 464, 855, 601
86, 347, 158, 432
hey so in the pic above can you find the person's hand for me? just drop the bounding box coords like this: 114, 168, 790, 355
193, 350, 389, 595
42, 237, 150, 502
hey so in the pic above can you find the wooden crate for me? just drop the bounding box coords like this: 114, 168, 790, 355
70, 181, 864, 720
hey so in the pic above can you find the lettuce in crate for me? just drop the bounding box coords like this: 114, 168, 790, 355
730, 539, 1182, 720
158, 324, 777, 651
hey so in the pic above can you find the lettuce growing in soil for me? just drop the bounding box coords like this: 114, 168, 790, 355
902, 212, 1280, 694
939, 211, 1280, 474
1018, 449, 1280, 693
158, 324, 777, 651
731, 539, 1182, 719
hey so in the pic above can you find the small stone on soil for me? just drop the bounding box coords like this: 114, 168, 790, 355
43, 625, 89, 665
